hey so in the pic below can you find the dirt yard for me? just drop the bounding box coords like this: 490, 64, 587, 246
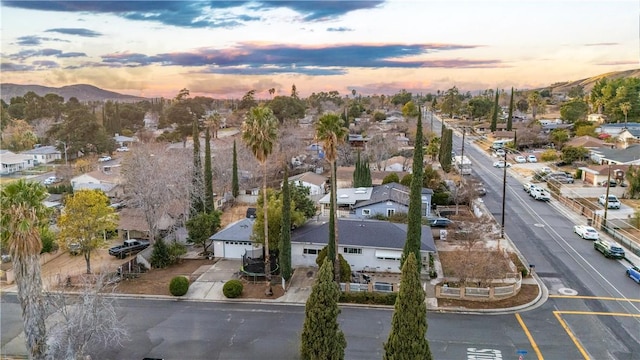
437, 284, 539, 309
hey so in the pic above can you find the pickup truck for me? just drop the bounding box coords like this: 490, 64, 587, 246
108, 239, 150, 258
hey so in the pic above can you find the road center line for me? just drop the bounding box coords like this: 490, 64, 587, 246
514, 313, 544, 360
552, 311, 590, 360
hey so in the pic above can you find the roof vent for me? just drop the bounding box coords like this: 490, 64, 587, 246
339, 194, 349, 198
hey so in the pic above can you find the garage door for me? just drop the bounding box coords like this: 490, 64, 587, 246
223, 241, 255, 259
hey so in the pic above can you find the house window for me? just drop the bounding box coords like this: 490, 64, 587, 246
362, 209, 371, 216
387, 209, 395, 217
343, 247, 362, 254
303, 248, 319, 255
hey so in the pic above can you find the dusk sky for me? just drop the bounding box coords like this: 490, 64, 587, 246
1, 0, 638, 99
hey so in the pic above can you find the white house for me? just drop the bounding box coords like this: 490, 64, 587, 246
290, 218, 436, 273
318, 187, 373, 217
70, 170, 121, 198
0, 150, 35, 175
210, 218, 261, 259
20, 146, 62, 164
113, 134, 136, 148
287, 171, 327, 196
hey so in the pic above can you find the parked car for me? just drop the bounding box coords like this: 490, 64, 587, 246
601, 179, 617, 187
530, 187, 551, 201
514, 155, 526, 163
493, 160, 512, 168
598, 194, 621, 209
475, 185, 487, 197
495, 149, 506, 157
627, 266, 640, 284
545, 174, 574, 184
540, 166, 552, 173
108, 239, 150, 259
43, 176, 61, 185
594, 239, 625, 259
523, 183, 542, 193
116, 146, 129, 152
429, 218, 453, 227
98, 155, 112, 162
573, 225, 599, 240
68, 242, 81, 256
527, 155, 538, 163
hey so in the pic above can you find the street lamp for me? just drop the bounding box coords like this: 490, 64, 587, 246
602, 164, 612, 229
500, 150, 508, 248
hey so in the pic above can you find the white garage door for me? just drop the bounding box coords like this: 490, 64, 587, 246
223, 241, 255, 259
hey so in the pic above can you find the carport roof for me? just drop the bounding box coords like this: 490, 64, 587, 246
291, 219, 436, 252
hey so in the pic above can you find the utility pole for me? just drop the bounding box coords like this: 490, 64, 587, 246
500, 150, 508, 248
603, 164, 612, 229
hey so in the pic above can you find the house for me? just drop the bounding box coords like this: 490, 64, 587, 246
210, 218, 260, 259
335, 166, 410, 188
348, 134, 370, 150
578, 164, 629, 186
117, 208, 151, 240
564, 135, 611, 149
617, 128, 640, 144
377, 155, 410, 172
352, 182, 432, 218
20, 146, 61, 164
113, 134, 135, 148
589, 144, 640, 165
70, 169, 122, 198
0, 151, 35, 175
290, 218, 436, 273
319, 187, 373, 217
597, 123, 640, 137
287, 171, 327, 196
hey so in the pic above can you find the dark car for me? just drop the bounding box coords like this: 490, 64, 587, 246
594, 240, 625, 259
429, 218, 453, 227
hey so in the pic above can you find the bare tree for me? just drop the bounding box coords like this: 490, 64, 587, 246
121, 142, 191, 242
45, 273, 129, 359
364, 134, 398, 171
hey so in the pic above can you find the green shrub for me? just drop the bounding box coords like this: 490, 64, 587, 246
432, 191, 450, 206
339, 291, 397, 305
382, 173, 400, 184
315, 246, 351, 282
223, 279, 244, 298
540, 149, 559, 162
169, 276, 189, 296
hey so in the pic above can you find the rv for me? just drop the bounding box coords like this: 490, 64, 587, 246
454, 155, 472, 175
491, 139, 513, 150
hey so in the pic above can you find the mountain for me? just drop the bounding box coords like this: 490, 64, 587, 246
0, 83, 145, 103
544, 68, 640, 94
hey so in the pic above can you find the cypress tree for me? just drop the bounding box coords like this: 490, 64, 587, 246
328, 162, 336, 276
353, 151, 361, 187
204, 127, 214, 213
363, 161, 372, 187
507, 87, 514, 131
280, 165, 292, 281
384, 255, 433, 360
300, 258, 346, 360
190, 120, 204, 217
441, 129, 453, 173
232, 140, 239, 198
402, 112, 424, 269
490, 88, 499, 132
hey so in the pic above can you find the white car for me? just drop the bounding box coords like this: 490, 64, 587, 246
573, 225, 599, 240
527, 155, 538, 163
116, 146, 129, 152
43, 176, 60, 185
514, 156, 527, 163
523, 183, 542, 193
598, 194, 621, 209
493, 160, 512, 168
495, 149, 506, 157
540, 166, 552, 173
98, 155, 112, 162
530, 187, 551, 201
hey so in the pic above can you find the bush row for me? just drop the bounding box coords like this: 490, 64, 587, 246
339, 291, 397, 305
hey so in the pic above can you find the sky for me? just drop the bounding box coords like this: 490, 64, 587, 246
0, 0, 638, 99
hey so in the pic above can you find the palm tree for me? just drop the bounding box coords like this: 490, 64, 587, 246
620, 102, 631, 128
0, 179, 50, 359
315, 113, 348, 282
242, 105, 278, 294
205, 112, 222, 139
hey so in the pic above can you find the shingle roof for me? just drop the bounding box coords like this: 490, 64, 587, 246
290, 218, 436, 252
353, 182, 432, 208
593, 144, 640, 163
565, 136, 608, 148
288, 171, 327, 187
21, 146, 60, 155
210, 218, 256, 241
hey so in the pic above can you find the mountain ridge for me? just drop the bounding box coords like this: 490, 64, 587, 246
0, 83, 145, 102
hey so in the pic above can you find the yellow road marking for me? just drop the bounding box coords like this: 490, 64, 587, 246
515, 313, 544, 360
549, 295, 640, 302
552, 312, 590, 360
558, 310, 640, 317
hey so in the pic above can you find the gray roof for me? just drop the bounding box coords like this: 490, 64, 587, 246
319, 187, 373, 205
291, 218, 436, 252
21, 146, 60, 155
600, 122, 640, 130
353, 182, 432, 209
210, 218, 255, 241
592, 144, 640, 163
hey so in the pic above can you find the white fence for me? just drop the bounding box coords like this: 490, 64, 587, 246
436, 273, 522, 301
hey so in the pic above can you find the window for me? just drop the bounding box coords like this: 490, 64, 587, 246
303, 248, 319, 255
387, 209, 395, 217
362, 209, 371, 216
343, 247, 362, 254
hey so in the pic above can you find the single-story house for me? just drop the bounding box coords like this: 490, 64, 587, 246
578, 164, 629, 186
335, 166, 410, 188
290, 218, 436, 273
70, 170, 122, 198
117, 208, 151, 240
597, 123, 640, 137
20, 146, 62, 164
318, 187, 373, 217
287, 171, 327, 196
351, 182, 432, 218
589, 144, 640, 165
113, 134, 135, 148
210, 218, 261, 259
564, 136, 612, 149
0, 151, 35, 175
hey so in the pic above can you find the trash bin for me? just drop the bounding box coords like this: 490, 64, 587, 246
587, 218, 593, 226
